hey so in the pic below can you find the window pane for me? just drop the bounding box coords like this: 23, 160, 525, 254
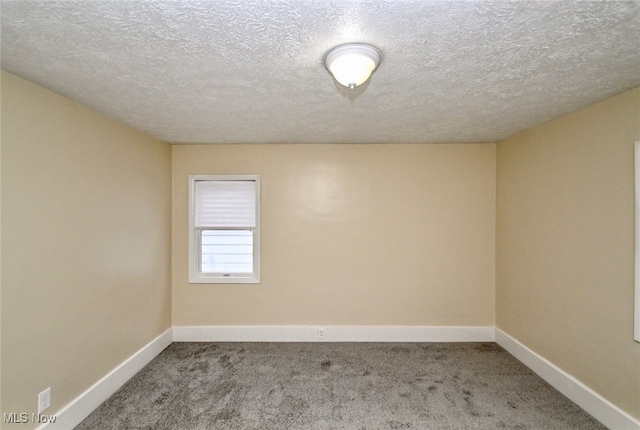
201, 230, 253, 274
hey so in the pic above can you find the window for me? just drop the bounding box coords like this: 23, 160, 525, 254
189, 175, 260, 283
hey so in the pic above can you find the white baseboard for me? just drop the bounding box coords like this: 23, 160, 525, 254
495, 328, 640, 430
39, 328, 173, 430
172, 325, 495, 342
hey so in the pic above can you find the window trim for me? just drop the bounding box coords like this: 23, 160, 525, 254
188, 174, 261, 284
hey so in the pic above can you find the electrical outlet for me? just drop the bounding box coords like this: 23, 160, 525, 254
38, 387, 51, 414
318, 327, 325, 340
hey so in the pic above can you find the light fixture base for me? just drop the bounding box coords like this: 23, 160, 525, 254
324, 43, 381, 89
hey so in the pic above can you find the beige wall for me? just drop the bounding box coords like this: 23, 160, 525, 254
496, 87, 640, 419
172, 143, 496, 326
1, 72, 172, 428
5, 68, 636, 425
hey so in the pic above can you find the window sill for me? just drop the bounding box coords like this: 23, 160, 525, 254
188, 275, 261, 284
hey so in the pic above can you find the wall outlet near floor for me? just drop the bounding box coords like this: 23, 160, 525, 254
38, 387, 51, 414
318, 327, 325, 340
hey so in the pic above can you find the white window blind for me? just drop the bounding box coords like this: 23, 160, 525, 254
195, 180, 256, 228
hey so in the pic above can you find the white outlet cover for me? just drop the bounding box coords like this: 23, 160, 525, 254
38, 387, 51, 414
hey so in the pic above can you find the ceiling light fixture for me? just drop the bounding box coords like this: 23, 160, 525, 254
324, 43, 381, 89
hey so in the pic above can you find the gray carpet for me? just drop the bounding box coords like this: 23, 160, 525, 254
76, 342, 606, 429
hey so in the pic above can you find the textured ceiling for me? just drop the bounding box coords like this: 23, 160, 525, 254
1, 0, 639, 144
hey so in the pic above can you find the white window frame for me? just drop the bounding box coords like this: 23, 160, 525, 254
635, 141, 640, 342
188, 174, 261, 284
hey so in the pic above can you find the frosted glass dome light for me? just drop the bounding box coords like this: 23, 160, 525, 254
324, 43, 381, 89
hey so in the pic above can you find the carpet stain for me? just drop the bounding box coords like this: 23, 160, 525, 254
473, 343, 497, 352
153, 392, 170, 405
320, 359, 332, 369
388, 419, 412, 429
213, 409, 239, 422
443, 392, 457, 407
219, 354, 232, 367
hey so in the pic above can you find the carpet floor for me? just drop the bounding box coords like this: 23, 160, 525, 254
76, 342, 606, 429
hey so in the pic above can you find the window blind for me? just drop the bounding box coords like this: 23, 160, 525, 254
194, 180, 256, 228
